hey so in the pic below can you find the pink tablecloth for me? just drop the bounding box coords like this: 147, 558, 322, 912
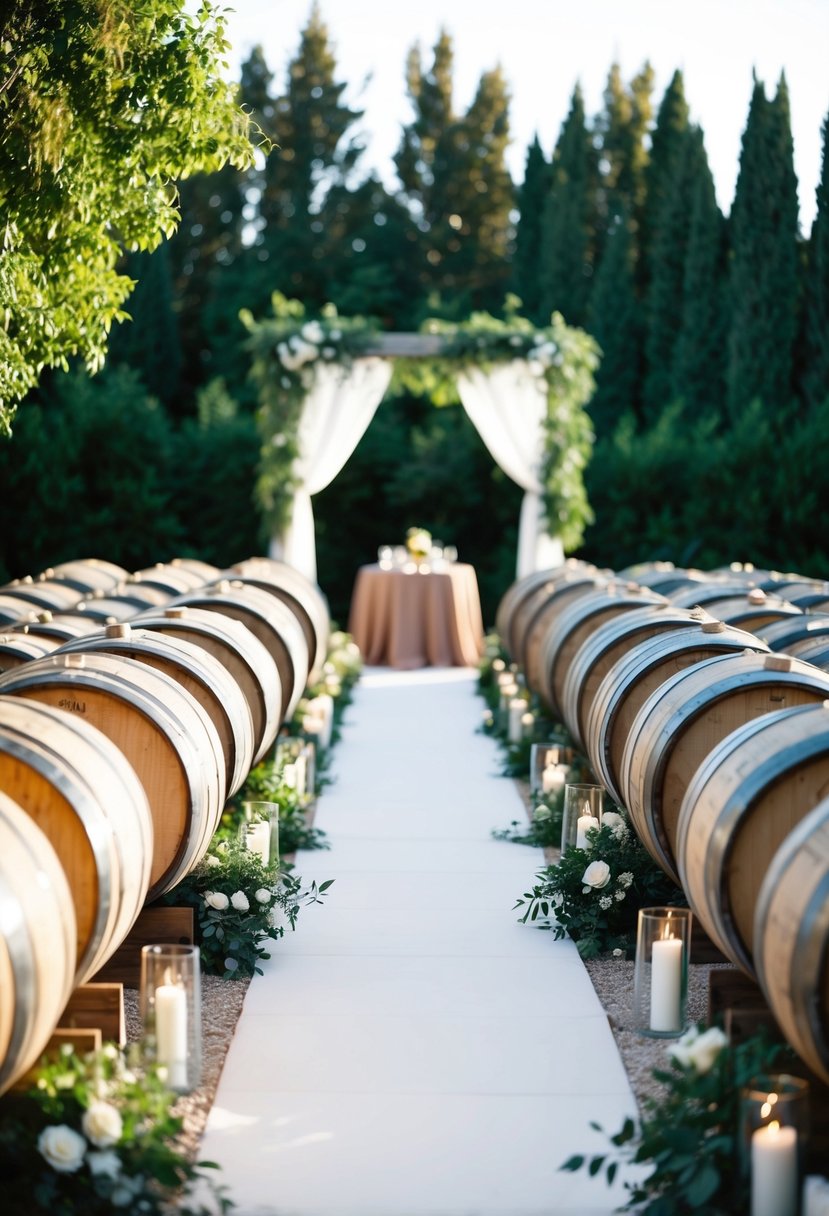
347, 563, 485, 669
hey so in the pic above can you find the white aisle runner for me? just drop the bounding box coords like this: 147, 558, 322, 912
198, 668, 637, 1216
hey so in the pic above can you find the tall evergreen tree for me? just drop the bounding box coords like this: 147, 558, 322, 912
593, 61, 654, 252
642, 124, 708, 419
394, 31, 514, 315
513, 136, 550, 323
726, 73, 800, 416
538, 85, 598, 328
672, 131, 728, 414
107, 241, 183, 410
257, 3, 364, 304
640, 71, 690, 292
801, 109, 829, 408
586, 208, 641, 434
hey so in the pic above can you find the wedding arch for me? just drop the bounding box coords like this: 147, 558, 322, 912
244, 296, 600, 585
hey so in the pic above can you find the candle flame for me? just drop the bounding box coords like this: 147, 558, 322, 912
765, 1119, 781, 1135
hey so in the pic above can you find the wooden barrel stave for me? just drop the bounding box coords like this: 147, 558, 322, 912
225, 558, 330, 683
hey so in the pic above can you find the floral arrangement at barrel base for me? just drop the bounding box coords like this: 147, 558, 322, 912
492, 789, 565, 850
514, 810, 681, 959
161, 839, 333, 979
562, 1026, 788, 1214
0, 1042, 230, 1215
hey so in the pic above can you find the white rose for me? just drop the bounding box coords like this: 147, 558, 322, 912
533, 805, 552, 822
82, 1100, 123, 1148
230, 890, 250, 912
204, 854, 222, 869
582, 860, 612, 889
601, 812, 625, 831
38, 1124, 86, 1173
87, 1149, 122, 1179
255, 887, 273, 904
204, 891, 229, 911
668, 1026, 729, 1074
301, 320, 324, 343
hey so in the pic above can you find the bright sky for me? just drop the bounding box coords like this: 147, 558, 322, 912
221, 0, 829, 231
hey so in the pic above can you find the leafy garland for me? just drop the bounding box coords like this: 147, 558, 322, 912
244, 294, 600, 551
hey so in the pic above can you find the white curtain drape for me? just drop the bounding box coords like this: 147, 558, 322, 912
269, 358, 393, 583
456, 360, 564, 578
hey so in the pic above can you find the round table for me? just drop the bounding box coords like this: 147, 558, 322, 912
347, 562, 484, 669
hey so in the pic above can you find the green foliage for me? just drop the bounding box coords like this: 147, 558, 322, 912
514, 812, 680, 959
107, 241, 183, 409
539, 85, 598, 328
0, 0, 259, 430
801, 109, 829, 410
513, 136, 550, 324
162, 838, 333, 978
726, 74, 800, 417
562, 1027, 789, 1214
0, 1043, 230, 1215
586, 210, 641, 433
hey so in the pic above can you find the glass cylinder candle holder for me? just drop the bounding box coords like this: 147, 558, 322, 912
140, 944, 202, 1092
560, 783, 603, 853
529, 742, 572, 798
242, 800, 280, 867
632, 907, 692, 1037
741, 1074, 810, 1216
803, 1174, 829, 1216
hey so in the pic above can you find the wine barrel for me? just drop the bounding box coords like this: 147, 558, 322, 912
0, 597, 38, 627
0, 654, 225, 899
128, 563, 212, 596
621, 651, 829, 884
754, 797, 829, 1085
224, 557, 330, 683
12, 612, 103, 643
65, 598, 137, 623
617, 563, 718, 596
169, 558, 222, 582
0, 697, 152, 982
0, 578, 84, 615
106, 582, 172, 610
585, 620, 769, 806
57, 623, 256, 798
535, 582, 666, 726
766, 581, 829, 608
522, 574, 610, 701
560, 604, 707, 748
700, 590, 801, 632
759, 613, 829, 653
0, 633, 64, 670
667, 580, 759, 609
0, 791, 77, 1097
173, 580, 308, 722
47, 558, 129, 595
130, 605, 281, 766
676, 701, 829, 976
495, 561, 598, 661
782, 636, 829, 672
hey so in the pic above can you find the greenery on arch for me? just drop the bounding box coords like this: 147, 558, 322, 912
245, 294, 600, 551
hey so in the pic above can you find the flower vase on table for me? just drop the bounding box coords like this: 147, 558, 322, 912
405, 526, 432, 568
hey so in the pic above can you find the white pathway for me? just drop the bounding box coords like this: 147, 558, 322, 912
198, 668, 637, 1216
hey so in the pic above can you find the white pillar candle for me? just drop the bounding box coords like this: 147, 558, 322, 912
751, 1121, 798, 1216
508, 699, 525, 743
521, 711, 535, 739
155, 982, 188, 1089
282, 762, 297, 789
294, 755, 307, 796
576, 804, 600, 848
649, 936, 683, 1032
245, 821, 270, 866
543, 765, 566, 794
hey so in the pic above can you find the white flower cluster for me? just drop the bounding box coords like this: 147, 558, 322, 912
204, 887, 273, 913
37, 1100, 125, 1184
667, 1025, 729, 1075
526, 335, 561, 377
275, 320, 342, 374
600, 811, 629, 841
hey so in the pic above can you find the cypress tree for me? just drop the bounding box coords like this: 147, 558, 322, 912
640, 71, 690, 292
802, 109, 829, 408
672, 130, 728, 415
258, 3, 363, 304
726, 73, 800, 417
538, 84, 598, 328
642, 124, 708, 419
513, 135, 550, 323
594, 61, 654, 250
394, 31, 514, 315
586, 207, 641, 434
